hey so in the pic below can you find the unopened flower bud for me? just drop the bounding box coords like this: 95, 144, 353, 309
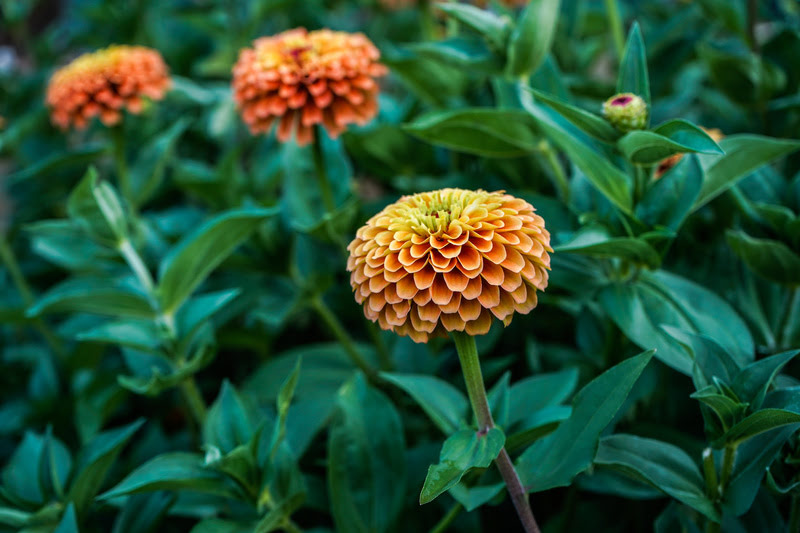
602, 93, 648, 132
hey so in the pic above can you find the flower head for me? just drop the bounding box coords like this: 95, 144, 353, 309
654, 127, 725, 179
347, 189, 552, 343
602, 92, 648, 132
46, 45, 171, 130
232, 28, 387, 146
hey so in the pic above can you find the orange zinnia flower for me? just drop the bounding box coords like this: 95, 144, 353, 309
347, 189, 552, 343
46, 45, 171, 130
232, 28, 387, 146
654, 127, 724, 179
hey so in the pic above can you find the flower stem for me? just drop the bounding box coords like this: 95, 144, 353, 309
0, 236, 66, 359
538, 141, 570, 203
429, 502, 462, 533
312, 296, 378, 381
111, 125, 132, 207
179, 376, 207, 427
312, 127, 336, 214
719, 444, 738, 492
604, 0, 625, 59
451, 331, 541, 533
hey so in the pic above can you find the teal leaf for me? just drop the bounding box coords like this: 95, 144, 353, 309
517, 350, 654, 491
27, 278, 154, 319
732, 350, 800, 410
53, 503, 79, 533
110, 492, 175, 533
420, 427, 505, 504
435, 3, 511, 49
636, 154, 703, 230
381, 372, 467, 435
204, 381, 258, 454
716, 409, 800, 447
528, 88, 621, 143
618, 120, 723, 165
506, 0, 562, 77
157, 207, 277, 314
508, 368, 578, 427
617, 22, 651, 105
595, 435, 719, 521
67, 166, 129, 247
556, 227, 661, 268
404, 108, 540, 157
726, 230, 800, 286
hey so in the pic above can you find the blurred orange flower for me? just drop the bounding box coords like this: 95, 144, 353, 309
655, 127, 724, 179
46, 45, 171, 130
232, 28, 387, 146
347, 189, 552, 343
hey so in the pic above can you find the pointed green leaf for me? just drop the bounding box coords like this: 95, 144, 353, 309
506, 0, 562, 77
67, 166, 129, 247
716, 409, 800, 447
726, 230, 800, 286
204, 381, 258, 454
617, 22, 650, 105
528, 88, 621, 143
733, 350, 800, 409
619, 120, 723, 165
556, 227, 661, 268
27, 278, 154, 319
53, 503, 79, 533
434, 3, 511, 49
636, 154, 703, 230
381, 373, 468, 435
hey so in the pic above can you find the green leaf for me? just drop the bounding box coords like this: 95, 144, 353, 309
617, 22, 650, 105
726, 230, 800, 286
118, 336, 215, 396
157, 207, 277, 314
733, 350, 800, 410
409, 38, 501, 72
506, 0, 561, 77
517, 350, 654, 491
328, 375, 406, 533
269, 358, 302, 460
528, 88, 621, 143
6, 144, 108, 185
521, 96, 633, 213
99, 452, 237, 500
555, 227, 661, 268
53, 503, 79, 533
404, 108, 540, 157
111, 492, 175, 533
0, 507, 30, 528
381, 372, 468, 435
204, 381, 258, 454
663, 327, 740, 386
508, 368, 578, 427
595, 434, 719, 521
691, 386, 748, 432
487, 372, 511, 428
693, 135, 800, 210
176, 289, 241, 341
27, 278, 154, 319
618, 120, 723, 165
77, 319, 163, 352
448, 481, 504, 512
129, 119, 188, 207
67, 166, 129, 247
420, 427, 505, 504
506, 405, 572, 452
435, 2, 510, 49
253, 492, 305, 533
636, 154, 703, 230
68, 420, 145, 513
716, 409, 800, 447
1, 431, 71, 507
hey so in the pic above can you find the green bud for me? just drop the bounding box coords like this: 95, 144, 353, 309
602, 93, 648, 132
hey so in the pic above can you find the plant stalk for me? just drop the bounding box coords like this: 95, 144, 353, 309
118, 239, 155, 294
779, 287, 800, 349
0, 236, 66, 358
604, 0, 625, 59
718, 444, 738, 493
180, 377, 207, 426
538, 141, 570, 203
312, 296, 378, 381
429, 502, 462, 533
312, 127, 336, 214
451, 331, 541, 533
111, 125, 133, 207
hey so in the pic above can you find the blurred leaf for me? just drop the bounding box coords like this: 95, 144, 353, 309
67, 166, 129, 247
435, 2, 510, 49
508, 368, 578, 427
7, 145, 108, 185
77, 319, 163, 352
556, 227, 661, 268
381, 372, 468, 435
636, 155, 703, 230
1, 431, 71, 507
100, 452, 237, 500
595, 434, 719, 521
726, 230, 800, 286
68, 420, 145, 513
27, 278, 154, 319
529, 88, 620, 143
157, 207, 277, 314
204, 381, 257, 454
111, 492, 175, 533
177, 289, 241, 340
506, 0, 562, 77
617, 22, 651, 105
404, 108, 540, 157
328, 375, 406, 533
449, 481, 504, 512
129, 119, 189, 207
53, 503, 78, 533
420, 427, 505, 504
716, 409, 800, 447
618, 120, 723, 165
517, 350, 654, 491
733, 350, 799, 410
694, 135, 800, 211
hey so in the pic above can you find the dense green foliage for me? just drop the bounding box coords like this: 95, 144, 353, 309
2, 1, 800, 531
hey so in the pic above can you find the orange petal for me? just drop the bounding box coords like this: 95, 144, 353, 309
431, 277, 453, 305
481, 261, 505, 286
443, 269, 469, 292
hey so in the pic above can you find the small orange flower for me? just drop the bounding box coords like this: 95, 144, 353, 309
46, 45, 171, 130
232, 28, 387, 146
347, 189, 552, 343
654, 127, 725, 179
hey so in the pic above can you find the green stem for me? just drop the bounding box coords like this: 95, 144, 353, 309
702, 448, 719, 499
747, 0, 759, 53
429, 502, 462, 533
604, 0, 625, 59
312, 128, 336, 214
179, 377, 207, 427
118, 239, 155, 294
790, 493, 800, 533
0, 236, 66, 358
451, 331, 541, 533
419, 0, 437, 41
111, 125, 132, 207
365, 318, 394, 371
633, 165, 649, 205
538, 141, 570, 203
779, 287, 800, 349
312, 297, 378, 380
718, 444, 738, 492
